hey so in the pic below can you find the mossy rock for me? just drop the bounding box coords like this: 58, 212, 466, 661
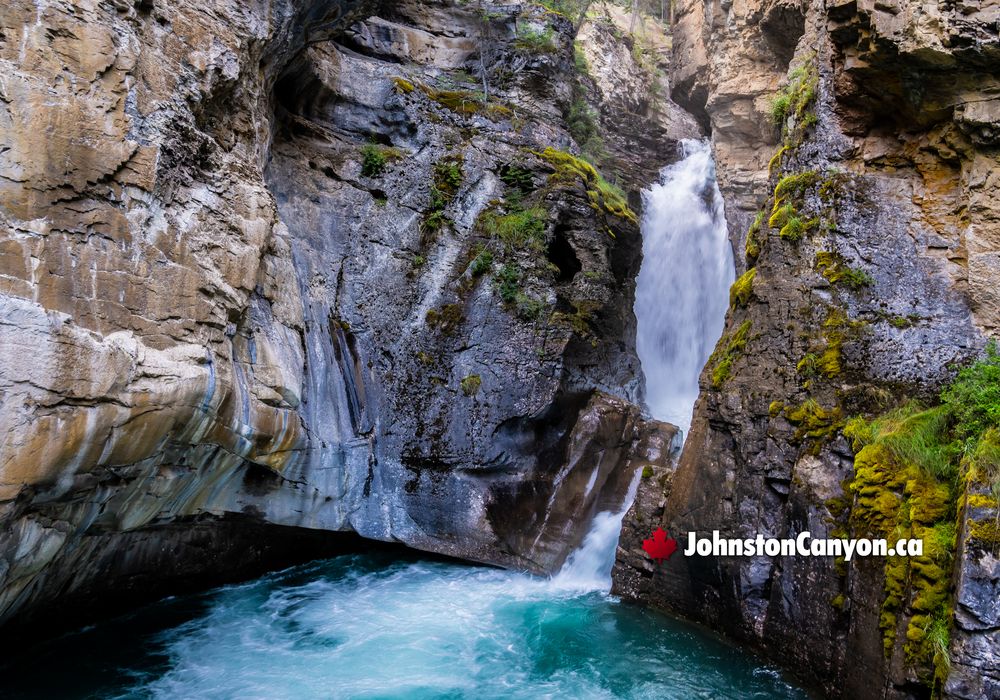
534, 147, 636, 224
426, 303, 465, 334
730, 268, 757, 308
392, 77, 415, 94
709, 320, 752, 388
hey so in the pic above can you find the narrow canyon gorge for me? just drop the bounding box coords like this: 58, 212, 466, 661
0, 1, 997, 698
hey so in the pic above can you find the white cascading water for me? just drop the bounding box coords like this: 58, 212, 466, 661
635, 139, 735, 434
550, 469, 643, 592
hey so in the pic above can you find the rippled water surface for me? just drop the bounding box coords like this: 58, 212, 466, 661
5, 550, 810, 700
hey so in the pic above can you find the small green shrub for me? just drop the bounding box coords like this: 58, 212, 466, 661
768, 57, 819, 140
941, 341, 1000, 441
460, 374, 482, 396
514, 293, 544, 321
566, 99, 606, 167
435, 159, 463, 192
574, 41, 590, 74
797, 353, 819, 378
515, 25, 557, 53
470, 248, 494, 276
480, 206, 547, 251
420, 156, 464, 239
497, 263, 520, 304
499, 164, 535, 193
769, 93, 792, 125
361, 144, 387, 177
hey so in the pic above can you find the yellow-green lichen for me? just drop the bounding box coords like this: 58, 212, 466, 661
709, 320, 753, 388
745, 211, 765, 263
730, 268, 757, 308
534, 147, 636, 224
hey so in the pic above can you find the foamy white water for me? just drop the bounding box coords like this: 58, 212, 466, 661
550, 471, 642, 592
635, 139, 735, 434
3, 481, 805, 699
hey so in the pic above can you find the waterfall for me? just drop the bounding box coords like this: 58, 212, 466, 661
634, 139, 735, 435
550, 470, 642, 592
550, 140, 734, 593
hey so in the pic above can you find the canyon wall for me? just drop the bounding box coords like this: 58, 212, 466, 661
614, 1, 999, 699
0, 0, 690, 633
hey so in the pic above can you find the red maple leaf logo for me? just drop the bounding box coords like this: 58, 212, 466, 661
642, 528, 678, 564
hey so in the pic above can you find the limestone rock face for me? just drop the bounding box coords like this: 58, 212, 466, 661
613, 0, 999, 698
0, 0, 680, 631
575, 2, 703, 185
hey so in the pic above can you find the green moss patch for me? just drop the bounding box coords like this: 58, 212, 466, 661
816, 251, 873, 289
730, 268, 757, 308
535, 147, 636, 224
841, 344, 1000, 689
785, 399, 844, 443
709, 320, 752, 388
745, 212, 765, 263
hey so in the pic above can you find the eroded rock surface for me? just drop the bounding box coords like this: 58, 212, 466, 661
0, 0, 681, 631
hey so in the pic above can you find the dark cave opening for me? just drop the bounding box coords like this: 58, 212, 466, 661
547, 226, 582, 283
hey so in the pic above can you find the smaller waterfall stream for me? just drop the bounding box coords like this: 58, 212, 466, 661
635, 139, 735, 434
550, 471, 642, 592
